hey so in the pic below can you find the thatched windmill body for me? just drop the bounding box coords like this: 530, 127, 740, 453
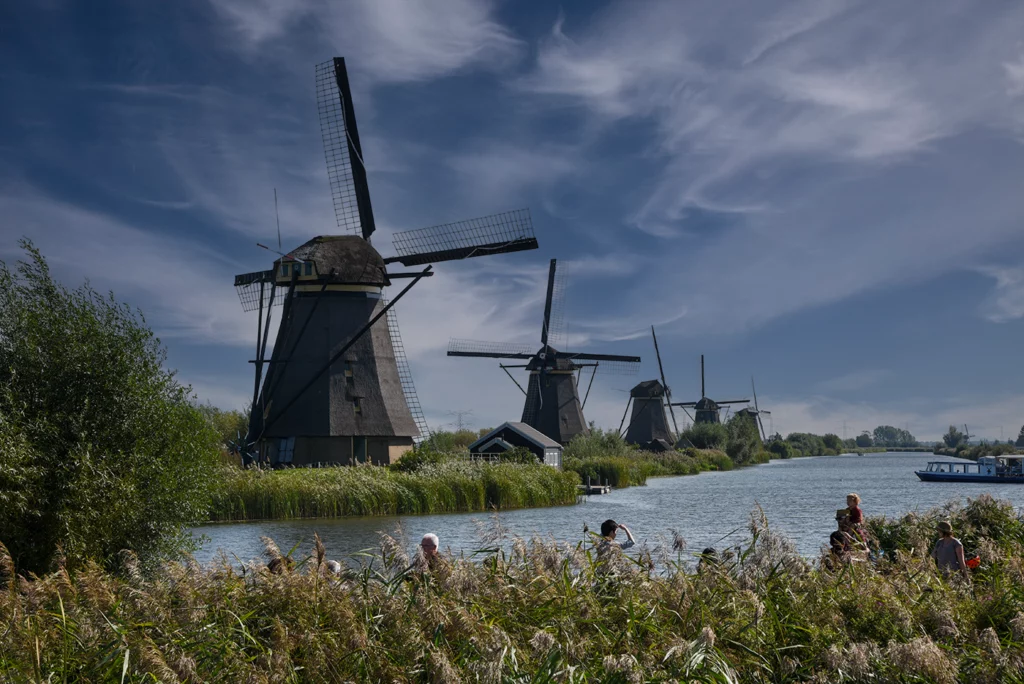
447, 259, 640, 444
621, 327, 679, 451
671, 355, 749, 426
234, 58, 538, 467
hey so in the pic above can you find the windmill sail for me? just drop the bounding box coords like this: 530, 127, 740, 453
385, 301, 429, 443
316, 58, 375, 240
387, 209, 537, 266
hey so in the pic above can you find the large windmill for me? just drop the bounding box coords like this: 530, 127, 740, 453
671, 355, 749, 425
234, 58, 538, 468
447, 259, 640, 444
621, 326, 679, 451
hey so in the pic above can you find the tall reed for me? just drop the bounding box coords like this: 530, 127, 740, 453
208, 461, 579, 522
3, 495, 1022, 682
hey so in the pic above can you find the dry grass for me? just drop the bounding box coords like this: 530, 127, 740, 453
2, 495, 1023, 682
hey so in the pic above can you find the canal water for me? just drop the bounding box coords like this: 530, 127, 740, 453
191, 452, 1024, 566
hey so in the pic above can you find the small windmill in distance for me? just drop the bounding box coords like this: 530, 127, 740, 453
671, 355, 749, 425
620, 326, 679, 451
447, 259, 641, 445
735, 377, 771, 441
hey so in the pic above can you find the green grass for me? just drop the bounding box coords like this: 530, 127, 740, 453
208, 461, 580, 521
3, 495, 1023, 682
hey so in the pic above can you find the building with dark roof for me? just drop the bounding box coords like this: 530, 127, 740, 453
469, 422, 563, 467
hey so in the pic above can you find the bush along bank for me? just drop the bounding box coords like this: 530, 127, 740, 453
209, 460, 579, 522
562, 430, 734, 488
932, 441, 1023, 460
4, 495, 1024, 682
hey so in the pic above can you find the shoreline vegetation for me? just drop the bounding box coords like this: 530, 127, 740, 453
4, 495, 1024, 681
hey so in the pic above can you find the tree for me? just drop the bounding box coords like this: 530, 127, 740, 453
0, 241, 221, 574
943, 425, 966, 449
679, 422, 729, 451
1016, 425, 1024, 448
872, 425, 917, 448
855, 431, 873, 448
822, 433, 843, 453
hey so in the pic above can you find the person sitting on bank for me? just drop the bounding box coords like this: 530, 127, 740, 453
599, 520, 635, 551
932, 521, 969, 580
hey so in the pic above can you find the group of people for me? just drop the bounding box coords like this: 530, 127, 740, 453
828, 493, 973, 579
410, 502, 974, 579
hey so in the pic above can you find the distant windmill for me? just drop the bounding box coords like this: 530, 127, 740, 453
671, 355, 749, 425
621, 326, 679, 451
734, 377, 771, 441
447, 259, 640, 444
234, 57, 538, 468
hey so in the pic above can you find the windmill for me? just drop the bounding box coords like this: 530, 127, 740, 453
735, 377, 771, 441
621, 326, 679, 451
234, 58, 538, 468
447, 259, 640, 444
671, 355, 749, 425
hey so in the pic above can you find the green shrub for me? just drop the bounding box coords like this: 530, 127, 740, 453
0, 241, 221, 574
680, 422, 728, 450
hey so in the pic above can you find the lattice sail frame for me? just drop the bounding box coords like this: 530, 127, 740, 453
389, 209, 536, 266
315, 58, 374, 239
234, 270, 283, 312
383, 298, 429, 442
447, 339, 536, 357
565, 358, 641, 376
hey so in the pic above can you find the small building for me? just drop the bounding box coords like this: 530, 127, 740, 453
468, 422, 563, 467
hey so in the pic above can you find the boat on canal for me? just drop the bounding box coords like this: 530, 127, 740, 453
915, 455, 1024, 483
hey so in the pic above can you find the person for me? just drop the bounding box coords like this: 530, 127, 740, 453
837, 503, 867, 549
845, 493, 863, 526
599, 519, 635, 551
826, 530, 850, 570
420, 533, 439, 561
697, 547, 719, 574
931, 521, 969, 580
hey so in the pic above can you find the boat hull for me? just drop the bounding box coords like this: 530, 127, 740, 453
915, 471, 1024, 483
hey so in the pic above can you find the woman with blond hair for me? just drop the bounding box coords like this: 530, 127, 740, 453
844, 493, 868, 547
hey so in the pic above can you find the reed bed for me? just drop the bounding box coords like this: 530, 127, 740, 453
208, 461, 580, 522
3, 495, 1023, 682
565, 448, 734, 488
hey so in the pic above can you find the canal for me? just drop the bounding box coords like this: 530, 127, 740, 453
191, 452, 1024, 566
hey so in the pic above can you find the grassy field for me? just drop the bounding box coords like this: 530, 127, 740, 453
3, 494, 1023, 682
209, 461, 580, 522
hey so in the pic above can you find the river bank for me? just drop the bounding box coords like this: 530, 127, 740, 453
5, 495, 1024, 682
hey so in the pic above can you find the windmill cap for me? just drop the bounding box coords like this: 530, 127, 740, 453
937, 521, 953, 534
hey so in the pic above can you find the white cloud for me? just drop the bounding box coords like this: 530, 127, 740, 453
514, 0, 1024, 338
978, 266, 1024, 323
0, 189, 254, 349
208, 0, 520, 83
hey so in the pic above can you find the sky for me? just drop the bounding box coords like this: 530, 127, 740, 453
2, 0, 1024, 442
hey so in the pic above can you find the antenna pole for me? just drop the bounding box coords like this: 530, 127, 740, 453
652, 326, 680, 437
274, 188, 282, 251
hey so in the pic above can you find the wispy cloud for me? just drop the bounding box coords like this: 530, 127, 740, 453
209, 0, 521, 83
978, 266, 1024, 323
815, 369, 890, 393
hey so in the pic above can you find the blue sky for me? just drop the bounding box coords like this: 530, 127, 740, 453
3, 0, 1024, 441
